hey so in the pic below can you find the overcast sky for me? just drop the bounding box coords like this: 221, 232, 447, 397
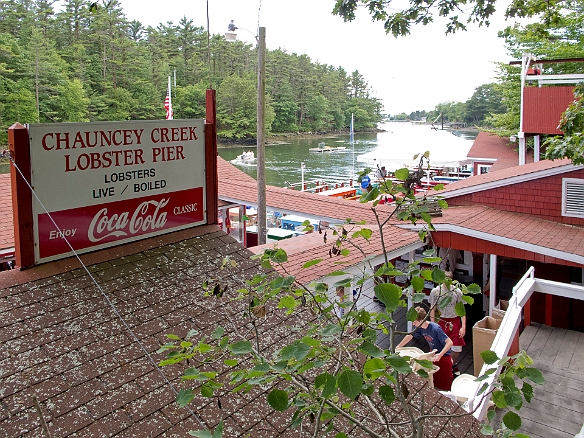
117, 0, 521, 115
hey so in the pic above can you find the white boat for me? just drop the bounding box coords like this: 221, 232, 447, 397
231, 150, 256, 163
309, 142, 347, 153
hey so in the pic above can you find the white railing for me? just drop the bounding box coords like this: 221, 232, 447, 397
469, 267, 584, 421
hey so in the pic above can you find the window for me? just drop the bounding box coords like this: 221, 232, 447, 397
562, 178, 584, 218
478, 165, 491, 175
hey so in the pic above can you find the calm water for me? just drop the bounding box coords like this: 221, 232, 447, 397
219, 122, 478, 188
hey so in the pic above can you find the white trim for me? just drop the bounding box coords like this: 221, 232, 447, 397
218, 195, 341, 224
441, 163, 580, 199
398, 223, 584, 265
466, 157, 497, 162
562, 177, 584, 218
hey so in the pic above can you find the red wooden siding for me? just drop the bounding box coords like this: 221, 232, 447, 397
523, 86, 575, 135
447, 169, 584, 226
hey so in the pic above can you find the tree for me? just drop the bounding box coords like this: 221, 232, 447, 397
465, 83, 506, 126
160, 156, 543, 437
332, 0, 567, 37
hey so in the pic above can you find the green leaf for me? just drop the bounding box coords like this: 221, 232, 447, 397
395, 168, 410, 180
411, 276, 425, 292
267, 389, 289, 412
461, 295, 475, 305
278, 295, 298, 311
211, 326, 224, 340
431, 268, 446, 283
359, 228, 372, 240
333, 278, 352, 288
454, 301, 466, 317
504, 390, 523, 409
386, 354, 412, 374
228, 340, 253, 355
406, 306, 419, 322
212, 420, 224, 438
379, 385, 395, 405
280, 340, 311, 361
338, 369, 363, 400
374, 283, 403, 313
492, 390, 507, 408
466, 283, 481, 294
303, 259, 323, 268
480, 425, 493, 436
480, 350, 499, 365
176, 388, 196, 408
315, 372, 337, 398
335, 433, 349, 438
188, 430, 213, 438
502, 411, 521, 430
521, 382, 533, 403
167, 334, 181, 340
363, 358, 386, 380
201, 382, 214, 398
359, 342, 385, 358
525, 367, 544, 385
224, 359, 238, 367
269, 249, 288, 263
321, 324, 342, 337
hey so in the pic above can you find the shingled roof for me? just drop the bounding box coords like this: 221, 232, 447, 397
466, 132, 534, 172
0, 222, 484, 437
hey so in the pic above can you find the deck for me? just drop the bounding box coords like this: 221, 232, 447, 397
515, 323, 584, 437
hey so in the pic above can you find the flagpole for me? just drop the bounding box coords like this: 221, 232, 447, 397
165, 76, 173, 120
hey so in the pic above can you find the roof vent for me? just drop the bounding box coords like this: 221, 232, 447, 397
562, 178, 584, 218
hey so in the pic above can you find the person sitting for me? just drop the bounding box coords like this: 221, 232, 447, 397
228, 20, 237, 31
429, 271, 466, 376
397, 306, 454, 391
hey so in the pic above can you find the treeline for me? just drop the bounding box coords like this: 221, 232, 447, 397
390, 83, 507, 127
0, 0, 383, 145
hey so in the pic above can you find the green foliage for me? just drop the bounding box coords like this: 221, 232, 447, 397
159, 156, 542, 436
0, 3, 382, 146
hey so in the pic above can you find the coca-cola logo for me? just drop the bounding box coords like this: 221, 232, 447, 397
88, 198, 169, 242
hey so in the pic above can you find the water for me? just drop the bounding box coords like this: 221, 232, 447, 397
219, 122, 478, 188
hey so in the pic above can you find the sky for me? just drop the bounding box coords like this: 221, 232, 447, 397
116, 0, 521, 115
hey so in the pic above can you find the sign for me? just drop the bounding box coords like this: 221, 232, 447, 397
28, 120, 207, 263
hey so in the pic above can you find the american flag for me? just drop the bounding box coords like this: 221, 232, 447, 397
165, 76, 173, 120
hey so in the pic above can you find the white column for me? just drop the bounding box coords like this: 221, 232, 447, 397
489, 254, 497, 316
534, 135, 540, 162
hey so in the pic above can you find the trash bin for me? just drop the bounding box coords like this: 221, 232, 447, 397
473, 316, 501, 376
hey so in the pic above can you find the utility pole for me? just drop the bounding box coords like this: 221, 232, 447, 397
257, 27, 267, 245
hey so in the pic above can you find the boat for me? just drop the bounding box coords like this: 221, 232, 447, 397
309, 142, 347, 153
231, 150, 256, 163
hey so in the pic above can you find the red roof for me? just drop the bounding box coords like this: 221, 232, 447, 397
430, 205, 584, 261
439, 158, 574, 196
466, 132, 533, 172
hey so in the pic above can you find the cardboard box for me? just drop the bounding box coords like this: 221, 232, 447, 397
473, 316, 502, 376
492, 299, 509, 320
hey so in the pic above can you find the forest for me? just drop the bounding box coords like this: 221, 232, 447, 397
0, 0, 383, 146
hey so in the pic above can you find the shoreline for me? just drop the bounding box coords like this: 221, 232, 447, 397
218, 125, 479, 148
